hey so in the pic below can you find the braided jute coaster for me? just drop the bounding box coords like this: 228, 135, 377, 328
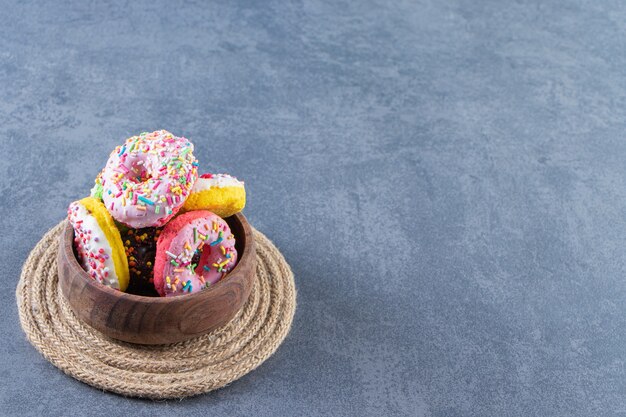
16, 221, 296, 399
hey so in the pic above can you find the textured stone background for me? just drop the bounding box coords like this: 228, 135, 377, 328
1, 0, 625, 416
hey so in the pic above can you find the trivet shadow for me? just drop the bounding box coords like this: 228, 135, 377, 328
16, 221, 296, 399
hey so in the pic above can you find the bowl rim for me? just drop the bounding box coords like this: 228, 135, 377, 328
61, 211, 255, 304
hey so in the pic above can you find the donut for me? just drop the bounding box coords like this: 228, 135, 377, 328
182, 173, 246, 218
153, 210, 238, 297
100, 130, 199, 228
67, 197, 130, 291
122, 227, 161, 296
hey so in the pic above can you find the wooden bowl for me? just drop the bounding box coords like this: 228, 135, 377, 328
57, 212, 256, 345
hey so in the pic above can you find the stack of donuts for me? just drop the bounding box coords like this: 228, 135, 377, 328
67, 130, 246, 297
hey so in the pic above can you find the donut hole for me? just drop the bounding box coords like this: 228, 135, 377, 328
130, 164, 150, 183
192, 246, 213, 276
127, 158, 153, 184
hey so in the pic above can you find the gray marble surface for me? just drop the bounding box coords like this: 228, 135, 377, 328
1, 0, 625, 416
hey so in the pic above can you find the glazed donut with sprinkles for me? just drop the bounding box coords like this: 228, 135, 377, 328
99, 130, 199, 228
68, 197, 130, 291
153, 210, 238, 297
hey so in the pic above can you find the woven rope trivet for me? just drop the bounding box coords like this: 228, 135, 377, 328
16, 221, 296, 399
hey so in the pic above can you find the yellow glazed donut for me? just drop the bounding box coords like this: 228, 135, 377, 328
182, 173, 246, 218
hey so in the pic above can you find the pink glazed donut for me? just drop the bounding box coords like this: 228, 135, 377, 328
153, 210, 238, 297
100, 130, 199, 228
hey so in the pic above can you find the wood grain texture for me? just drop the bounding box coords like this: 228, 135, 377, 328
57, 212, 256, 345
